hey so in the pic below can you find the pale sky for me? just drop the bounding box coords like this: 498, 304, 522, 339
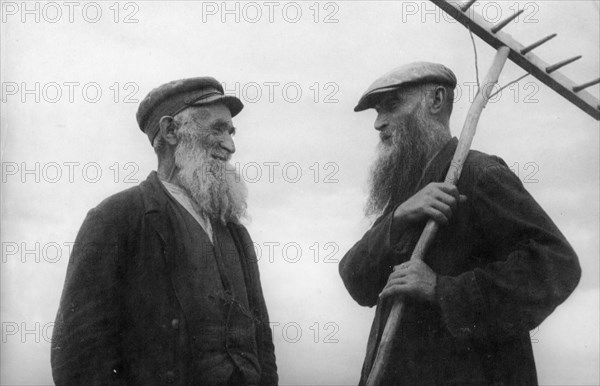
1, 1, 599, 385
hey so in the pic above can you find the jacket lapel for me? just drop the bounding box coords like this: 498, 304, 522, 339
140, 171, 174, 248
139, 172, 208, 335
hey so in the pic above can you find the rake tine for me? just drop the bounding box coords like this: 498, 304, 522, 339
546, 56, 582, 73
491, 9, 524, 33
429, 0, 599, 120
460, 0, 477, 12
573, 78, 600, 93
521, 34, 557, 55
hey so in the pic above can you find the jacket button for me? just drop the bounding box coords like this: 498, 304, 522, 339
171, 318, 180, 329
165, 371, 175, 383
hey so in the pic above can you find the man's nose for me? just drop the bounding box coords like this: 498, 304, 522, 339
374, 113, 388, 131
220, 134, 236, 154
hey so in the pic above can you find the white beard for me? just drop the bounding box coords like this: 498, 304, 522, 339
174, 127, 248, 225
365, 106, 449, 218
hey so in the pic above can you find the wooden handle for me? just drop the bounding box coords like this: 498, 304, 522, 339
365, 46, 511, 386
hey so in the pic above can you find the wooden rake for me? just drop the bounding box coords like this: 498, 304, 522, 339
366, 1, 599, 385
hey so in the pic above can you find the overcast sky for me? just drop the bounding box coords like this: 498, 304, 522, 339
1, 1, 599, 385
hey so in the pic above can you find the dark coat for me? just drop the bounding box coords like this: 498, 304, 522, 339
339, 138, 581, 385
51, 172, 278, 386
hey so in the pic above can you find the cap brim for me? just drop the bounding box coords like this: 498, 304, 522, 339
191, 94, 244, 117
354, 86, 400, 112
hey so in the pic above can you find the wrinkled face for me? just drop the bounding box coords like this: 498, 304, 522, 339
373, 87, 424, 146
177, 103, 236, 161
365, 87, 450, 217
173, 103, 247, 224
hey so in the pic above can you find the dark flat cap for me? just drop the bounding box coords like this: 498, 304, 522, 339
354, 62, 457, 112
136, 77, 243, 144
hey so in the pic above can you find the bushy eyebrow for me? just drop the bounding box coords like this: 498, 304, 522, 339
375, 95, 401, 112
211, 119, 236, 135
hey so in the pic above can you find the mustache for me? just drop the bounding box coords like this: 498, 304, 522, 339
379, 131, 393, 143
210, 148, 232, 162
179, 132, 232, 162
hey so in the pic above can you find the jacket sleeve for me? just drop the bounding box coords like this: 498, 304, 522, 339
435, 160, 581, 339
339, 211, 403, 307
51, 208, 124, 386
256, 282, 278, 386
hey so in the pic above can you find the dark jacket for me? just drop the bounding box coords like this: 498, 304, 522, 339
51, 172, 278, 386
339, 138, 581, 385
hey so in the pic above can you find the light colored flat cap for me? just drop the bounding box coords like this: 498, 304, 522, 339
354, 62, 457, 112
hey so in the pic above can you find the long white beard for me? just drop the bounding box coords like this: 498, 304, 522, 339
174, 128, 248, 225
365, 107, 449, 218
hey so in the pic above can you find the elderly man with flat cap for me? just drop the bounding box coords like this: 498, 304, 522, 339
51, 77, 278, 386
339, 62, 581, 385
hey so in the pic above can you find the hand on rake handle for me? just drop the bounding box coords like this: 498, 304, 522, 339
393, 182, 467, 226
366, 46, 511, 386
379, 260, 438, 303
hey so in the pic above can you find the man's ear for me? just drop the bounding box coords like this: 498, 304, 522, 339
158, 116, 178, 145
428, 86, 447, 115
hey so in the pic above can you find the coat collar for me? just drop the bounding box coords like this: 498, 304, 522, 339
139, 171, 169, 214
415, 137, 458, 190
139, 171, 173, 245
138, 171, 245, 245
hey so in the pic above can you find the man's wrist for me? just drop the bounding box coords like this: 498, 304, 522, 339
390, 205, 408, 243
